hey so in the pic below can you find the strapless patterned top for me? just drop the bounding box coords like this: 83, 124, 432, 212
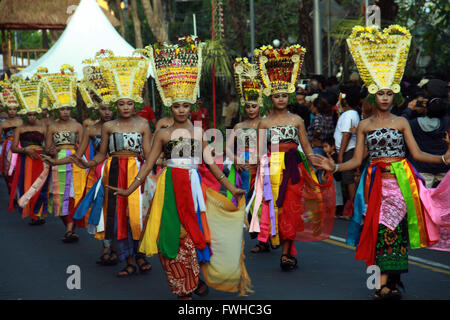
236, 128, 257, 149
108, 132, 142, 154
53, 131, 78, 145
20, 131, 45, 147
267, 125, 300, 145
163, 137, 202, 159
3, 126, 16, 138
366, 128, 406, 160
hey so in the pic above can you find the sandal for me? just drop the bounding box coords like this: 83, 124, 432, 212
387, 277, 405, 300
62, 231, 79, 243
117, 264, 138, 278
373, 284, 393, 301
280, 254, 297, 271
29, 219, 41, 226
194, 279, 209, 297
251, 243, 270, 253
96, 253, 111, 265
105, 251, 118, 266
135, 254, 152, 274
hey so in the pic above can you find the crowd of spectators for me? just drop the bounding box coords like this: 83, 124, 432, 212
287, 74, 449, 218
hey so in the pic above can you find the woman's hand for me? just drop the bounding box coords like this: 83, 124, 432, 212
46, 145, 59, 156
235, 157, 250, 172
105, 185, 131, 197
320, 170, 329, 182
311, 154, 336, 172
70, 154, 89, 169
25, 148, 40, 160
231, 187, 246, 201
40, 154, 55, 165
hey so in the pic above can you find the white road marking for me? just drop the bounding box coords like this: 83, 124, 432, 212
328, 235, 450, 272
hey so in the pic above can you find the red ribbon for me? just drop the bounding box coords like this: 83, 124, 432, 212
354, 161, 390, 266
172, 168, 206, 250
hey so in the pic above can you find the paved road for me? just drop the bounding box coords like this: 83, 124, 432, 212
0, 181, 449, 301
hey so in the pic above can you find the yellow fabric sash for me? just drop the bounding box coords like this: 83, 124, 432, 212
201, 188, 252, 296
139, 169, 167, 256
269, 151, 284, 246
127, 158, 141, 240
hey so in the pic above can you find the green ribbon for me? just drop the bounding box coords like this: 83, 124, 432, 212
158, 167, 181, 259
57, 149, 67, 214
390, 161, 421, 249
226, 164, 236, 201
297, 150, 312, 175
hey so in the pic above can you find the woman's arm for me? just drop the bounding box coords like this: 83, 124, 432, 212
297, 116, 314, 158
401, 117, 450, 164
312, 121, 366, 172
44, 125, 55, 156
10, 127, 22, 153
337, 132, 352, 163
74, 124, 91, 158
80, 122, 109, 168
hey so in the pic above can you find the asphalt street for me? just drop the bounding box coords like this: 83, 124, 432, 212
0, 180, 449, 301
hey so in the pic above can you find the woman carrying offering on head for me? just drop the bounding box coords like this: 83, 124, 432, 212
108, 37, 249, 299
9, 76, 49, 225
313, 25, 450, 300
248, 44, 336, 271
41, 65, 87, 243
0, 80, 23, 194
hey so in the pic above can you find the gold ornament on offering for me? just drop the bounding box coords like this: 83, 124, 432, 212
234, 58, 263, 107
0, 79, 20, 109
346, 25, 411, 94
40, 65, 78, 109
96, 49, 149, 103
147, 35, 203, 108
13, 77, 44, 115
78, 79, 96, 109
41, 92, 50, 110
254, 44, 306, 96
80, 57, 113, 108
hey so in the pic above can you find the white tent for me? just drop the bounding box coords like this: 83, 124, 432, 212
17, 0, 153, 79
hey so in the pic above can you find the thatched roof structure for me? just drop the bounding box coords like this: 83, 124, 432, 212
0, 0, 120, 30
